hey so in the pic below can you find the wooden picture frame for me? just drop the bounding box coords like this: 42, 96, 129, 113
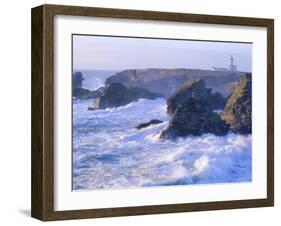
31, 4, 274, 221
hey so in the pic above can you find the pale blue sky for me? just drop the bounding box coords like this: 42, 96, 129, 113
73, 35, 252, 72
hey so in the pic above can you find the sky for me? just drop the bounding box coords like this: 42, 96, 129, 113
73, 35, 252, 72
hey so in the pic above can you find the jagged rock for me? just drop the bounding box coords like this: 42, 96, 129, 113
167, 79, 205, 114
135, 119, 163, 130
166, 79, 226, 115
73, 87, 105, 100
221, 73, 252, 134
160, 97, 229, 139
92, 83, 129, 109
211, 81, 239, 98
207, 92, 228, 110
73, 71, 84, 88
105, 69, 245, 98
72, 71, 104, 100
92, 83, 161, 109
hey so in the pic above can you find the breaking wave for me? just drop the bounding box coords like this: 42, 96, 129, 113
73, 98, 252, 190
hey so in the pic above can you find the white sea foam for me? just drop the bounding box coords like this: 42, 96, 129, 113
73, 98, 252, 190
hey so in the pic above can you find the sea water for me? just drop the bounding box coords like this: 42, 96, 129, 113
72, 71, 252, 190
73, 69, 116, 90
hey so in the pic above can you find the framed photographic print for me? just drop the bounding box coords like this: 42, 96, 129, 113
31, 4, 274, 221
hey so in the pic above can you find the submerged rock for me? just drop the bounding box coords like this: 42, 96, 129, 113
135, 119, 163, 130
166, 79, 226, 115
221, 73, 252, 134
160, 97, 229, 139
92, 83, 161, 109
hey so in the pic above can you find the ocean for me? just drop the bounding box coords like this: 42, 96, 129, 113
72, 70, 252, 190
73, 69, 117, 90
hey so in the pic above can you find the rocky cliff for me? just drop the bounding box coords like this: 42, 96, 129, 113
221, 73, 252, 134
73, 87, 105, 100
105, 68, 245, 98
91, 83, 161, 109
73, 71, 84, 88
72, 71, 105, 100
160, 97, 229, 139
160, 73, 252, 139
166, 79, 226, 115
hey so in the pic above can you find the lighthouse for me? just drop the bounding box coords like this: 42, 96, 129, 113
212, 56, 238, 72
229, 56, 237, 72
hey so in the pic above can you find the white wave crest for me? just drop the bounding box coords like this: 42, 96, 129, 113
73, 98, 252, 190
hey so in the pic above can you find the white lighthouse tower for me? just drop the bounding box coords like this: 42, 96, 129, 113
229, 55, 237, 72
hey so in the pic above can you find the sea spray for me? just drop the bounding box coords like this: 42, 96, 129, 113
73, 98, 251, 190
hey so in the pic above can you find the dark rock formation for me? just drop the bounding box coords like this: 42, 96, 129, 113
166, 79, 226, 115
73, 87, 105, 100
92, 83, 161, 109
211, 81, 239, 98
72, 71, 105, 100
160, 97, 229, 139
135, 119, 163, 130
105, 69, 245, 98
221, 73, 252, 134
92, 83, 130, 109
73, 71, 84, 88
207, 92, 228, 111
128, 87, 162, 100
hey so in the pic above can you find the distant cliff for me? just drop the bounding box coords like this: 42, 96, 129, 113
105, 69, 246, 98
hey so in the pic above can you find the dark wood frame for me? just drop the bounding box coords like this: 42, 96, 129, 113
31, 4, 274, 221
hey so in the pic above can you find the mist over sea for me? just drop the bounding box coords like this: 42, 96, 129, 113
73, 70, 117, 90
72, 70, 252, 190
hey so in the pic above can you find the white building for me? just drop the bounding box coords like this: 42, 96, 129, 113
212, 56, 237, 72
